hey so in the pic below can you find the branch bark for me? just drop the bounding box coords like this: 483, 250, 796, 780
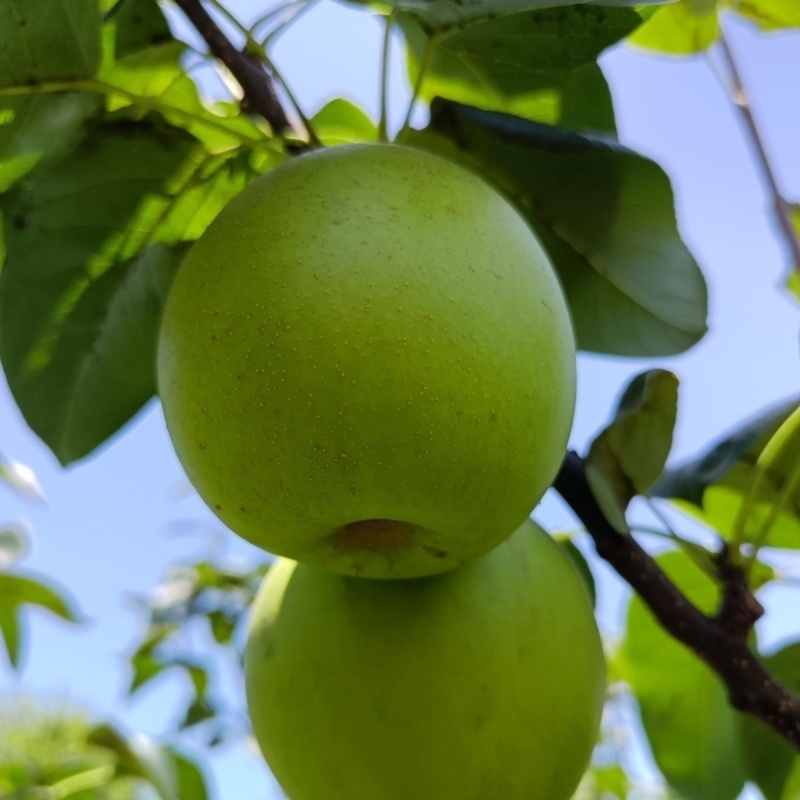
554, 450, 800, 750
172, 0, 295, 137
717, 23, 800, 275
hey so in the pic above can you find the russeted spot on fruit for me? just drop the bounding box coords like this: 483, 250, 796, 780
245, 520, 605, 800
158, 143, 576, 578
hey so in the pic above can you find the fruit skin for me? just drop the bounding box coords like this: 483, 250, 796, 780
244, 519, 605, 800
158, 143, 576, 578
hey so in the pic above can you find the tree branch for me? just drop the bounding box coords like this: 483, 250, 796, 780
717, 22, 800, 275
172, 0, 295, 137
553, 450, 800, 750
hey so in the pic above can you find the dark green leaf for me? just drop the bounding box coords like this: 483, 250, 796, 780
350, 0, 655, 35
208, 609, 236, 645
0, 93, 102, 193
0, 604, 21, 668
628, 0, 720, 54
421, 100, 708, 355
0, 0, 102, 88
128, 650, 167, 694
737, 642, 800, 799
554, 536, 596, 607
171, 751, 209, 800
111, 0, 175, 59
622, 551, 746, 800
586, 370, 679, 531
179, 697, 216, 729
0, 571, 81, 623
0, 119, 200, 464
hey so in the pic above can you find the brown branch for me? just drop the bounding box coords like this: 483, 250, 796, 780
553, 451, 800, 750
172, 0, 294, 137
717, 23, 800, 274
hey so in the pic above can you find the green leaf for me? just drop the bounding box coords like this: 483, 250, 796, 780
353, 0, 657, 35
737, 642, 800, 800
0, 571, 81, 623
586, 370, 679, 531
0, 604, 21, 668
420, 100, 708, 355
656, 398, 800, 549
554, 536, 596, 607
0, 524, 30, 566
0, 119, 204, 464
786, 205, 800, 295
729, 0, 800, 30
628, 0, 720, 54
0, 0, 102, 89
110, 0, 175, 59
402, 15, 618, 131
311, 98, 378, 145
622, 551, 746, 800
401, 5, 644, 101
654, 396, 800, 505
208, 609, 237, 645
89, 724, 208, 800
0, 457, 44, 501
99, 41, 270, 152
128, 649, 168, 694
0, 93, 102, 193
789, 269, 800, 302
179, 697, 216, 730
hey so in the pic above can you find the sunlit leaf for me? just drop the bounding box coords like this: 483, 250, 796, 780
628, 0, 720, 54
730, 0, 800, 30
312, 98, 378, 145
89, 724, 208, 800
656, 399, 800, 549
400, 4, 644, 122
99, 42, 270, 151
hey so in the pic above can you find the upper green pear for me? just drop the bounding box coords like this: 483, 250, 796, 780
158, 143, 576, 577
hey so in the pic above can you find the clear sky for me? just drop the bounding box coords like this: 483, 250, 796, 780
1, 2, 798, 798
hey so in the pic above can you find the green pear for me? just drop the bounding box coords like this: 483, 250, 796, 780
158, 144, 576, 577
245, 519, 605, 800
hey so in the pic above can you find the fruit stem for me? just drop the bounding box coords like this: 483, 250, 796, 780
397, 32, 438, 142
378, 12, 395, 143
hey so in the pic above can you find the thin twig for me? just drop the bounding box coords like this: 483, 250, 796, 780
172, 0, 295, 139
554, 451, 800, 750
716, 21, 800, 274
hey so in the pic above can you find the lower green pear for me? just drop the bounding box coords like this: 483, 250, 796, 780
245, 519, 605, 800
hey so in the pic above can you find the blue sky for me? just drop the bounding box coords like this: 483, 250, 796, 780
1, 2, 799, 798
